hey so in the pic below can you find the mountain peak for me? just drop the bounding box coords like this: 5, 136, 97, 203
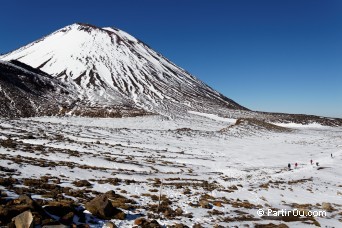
58, 23, 114, 36
70, 23, 117, 34
74, 22, 98, 28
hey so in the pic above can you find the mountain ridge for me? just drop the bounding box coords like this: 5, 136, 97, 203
1, 23, 342, 126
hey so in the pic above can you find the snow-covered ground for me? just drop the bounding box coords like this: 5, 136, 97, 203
0, 114, 341, 227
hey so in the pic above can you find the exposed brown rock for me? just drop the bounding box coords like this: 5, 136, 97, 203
44, 200, 75, 218
168, 224, 190, 228
322, 202, 334, 212
0, 195, 50, 226
199, 200, 212, 209
213, 201, 223, 207
103, 221, 117, 228
59, 212, 74, 224
134, 217, 146, 225
73, 180, 92, 188
134, 218, 162, 228
254, 223, 289, 228
85, 193, 124, 220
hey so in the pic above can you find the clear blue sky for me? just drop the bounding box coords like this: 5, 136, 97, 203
1, 0, 341, 117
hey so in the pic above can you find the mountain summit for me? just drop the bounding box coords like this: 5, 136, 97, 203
1, 23, 246, 117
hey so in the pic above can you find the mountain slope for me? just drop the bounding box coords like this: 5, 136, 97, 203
0, 60, 76, 117
0, 23, 246, 117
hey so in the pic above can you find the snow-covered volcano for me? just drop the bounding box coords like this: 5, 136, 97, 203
1, 23, 246, 117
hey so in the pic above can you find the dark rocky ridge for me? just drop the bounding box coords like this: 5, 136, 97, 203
259, 112, 342, 127
0, 60, 74, 118
0, 60, 149, 118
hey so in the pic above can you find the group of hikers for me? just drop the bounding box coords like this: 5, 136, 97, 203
287, 153, 333, 170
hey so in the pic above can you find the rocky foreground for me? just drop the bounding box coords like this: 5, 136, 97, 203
0, 115, 341, 227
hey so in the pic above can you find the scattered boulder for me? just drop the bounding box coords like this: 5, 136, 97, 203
183, 188, 191, 195
103, 221, 117, 228
199, 200, 212, 209
103, 191, 136, 211
168, 224, 190, 228
175, 207, 183, 216
144, 220, 162, 228
134, 217, 146, 225
213, 201, 223, 207
213, 225, 225, 228
254, 223, 289, 228
73, 180, 92, 188
230, 200, 260, 209
41, 224, 68, 228
0, 190, 7, 197
112, 209, 125, 220
59, 212, 74, 224
321, 202, 334, 212
0, 177, 17, 187
230, 185, 238, 190
134, 218, 162, 228
208, 209, 224, 216
104, 190, 116, 198
13, 195, 36, 208
75, 225, 90, 228
85, 194, 114, 219
44, 200, 75, 217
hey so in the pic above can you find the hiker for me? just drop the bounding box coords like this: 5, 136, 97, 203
295, 163, 298, 169
316, 162, 319, 166
310, 159, 313, 165
288, 163, 291, 170
331, 153, 333, 158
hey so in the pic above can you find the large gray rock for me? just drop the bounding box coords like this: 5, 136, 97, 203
12, 210, 33, 228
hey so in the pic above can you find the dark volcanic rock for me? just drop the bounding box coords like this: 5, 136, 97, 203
260, 112, 342, 127
73, 180, 92, 188
44, 200, 75, 218
0, 60, 76, 118
59, 211, 74, 224
0, 60, 149, 118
